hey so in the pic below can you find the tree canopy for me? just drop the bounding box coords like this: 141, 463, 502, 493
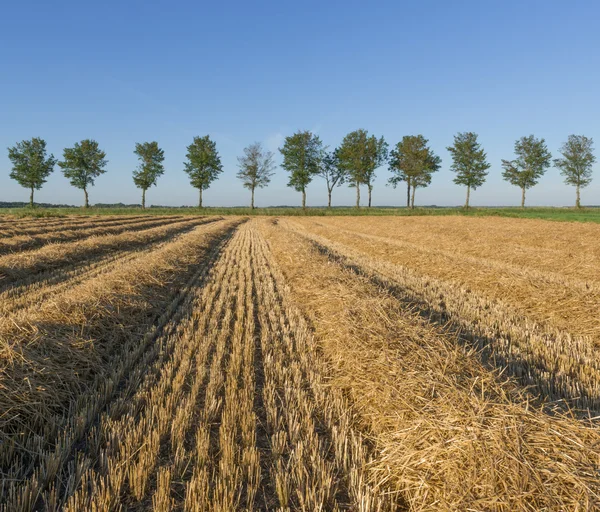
279, 130, 323, 208
336, 129, 388, 208
8, 137, 57, 207
132, 141, 165, 209
554, 135, 595, 208
237, 142, 275, 209
388, 135, 440, 208
184, 135, 223, 208
319, 150, 345, 208
59, 139, 108, 208
446, 132, 490, 208
502, 135, 552, 207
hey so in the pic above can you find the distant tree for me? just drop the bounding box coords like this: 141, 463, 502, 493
502, 135, 552, 208
388, 138, 412, 207
279, 130, 323, 209
184, 135, 223, 208
237, 142, 275, 209
319, 150, 345, 208
554, 135, 595, 208
337, 129, 388, 208
58, 139, 107, 208
388, 135, 440, 209
8, 137, 57, 208
133, 141, 165, 209
446, 132, 490, 208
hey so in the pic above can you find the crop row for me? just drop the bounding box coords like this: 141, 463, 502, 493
257, 218, 600, 510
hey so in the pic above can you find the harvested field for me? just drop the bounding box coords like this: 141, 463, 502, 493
1, 215, 599, 511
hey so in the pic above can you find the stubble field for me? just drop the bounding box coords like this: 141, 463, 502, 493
1, 214, 599, 511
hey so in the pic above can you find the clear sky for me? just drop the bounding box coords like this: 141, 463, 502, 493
1, 0, 599, 208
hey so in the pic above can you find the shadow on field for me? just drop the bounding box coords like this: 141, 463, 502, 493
0, 217, 223, 298
309, 239, 597, 419
0, 220, 242, 496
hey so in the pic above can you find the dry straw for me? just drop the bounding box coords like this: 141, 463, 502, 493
260, 218, 600, 510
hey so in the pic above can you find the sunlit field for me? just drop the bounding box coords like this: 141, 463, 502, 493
1, 214, 599, 510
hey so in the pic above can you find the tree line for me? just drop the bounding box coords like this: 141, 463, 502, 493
5, 131, 596, 209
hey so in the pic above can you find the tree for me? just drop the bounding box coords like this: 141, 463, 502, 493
388, 139, 411, 208
388, 135, 440, 209
279, 130, 323, 209
8, 137, 57, 208
337, 129, 388, 208
237, 142, 275, 209
58, 139, 107, 208
133, 141, 165, 209
502, 135, 552, 208
184, 135, 223, 208
446, 132, 490, 208
319, 150, 345, 208
554, 135, 595, 208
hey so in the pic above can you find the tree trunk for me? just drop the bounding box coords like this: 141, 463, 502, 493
141, 189, 146, 209
521, 187, 526, 208
84, 188, 89, 209
464, 185, 470, 209
356, 180, 360, 209
328, 189, 332, 208
251, 187, 255, 210
576, 184, 581, 208
368, 185, 372, 208
411, 186, 416, 209
406, 180, 410, 208
30, 187, 34, 208
199, 188, 203, 209
301, 188, 306, 209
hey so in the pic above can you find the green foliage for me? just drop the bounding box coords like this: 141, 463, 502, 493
237, 142, 275, 190
337, 129, 387, 207
388, 135, 440, 207
132, 141, 165, 191
388, 135, 440, 187
554, 135, 595, 207
337, 129, 388, 187
59, 139, 108, 207
502, 135, 552, 191
184, 135, 223, 192
6, 206, 600, 224
237, 142, 275, 208
447, 132, 490, 189
8, 138, 57, 206
279, 131, 323, 206
319, 151, 345, 206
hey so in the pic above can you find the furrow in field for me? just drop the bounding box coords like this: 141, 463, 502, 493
0, 215, 191, 254
258, 218, 600, 511
20, 222, 403, 512
0, 218, 243, 509
249, 223, 403, 511
0, 216, 222, 293
56, 224, 251, 511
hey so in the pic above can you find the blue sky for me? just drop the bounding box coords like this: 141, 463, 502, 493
1, 0, 599, 207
